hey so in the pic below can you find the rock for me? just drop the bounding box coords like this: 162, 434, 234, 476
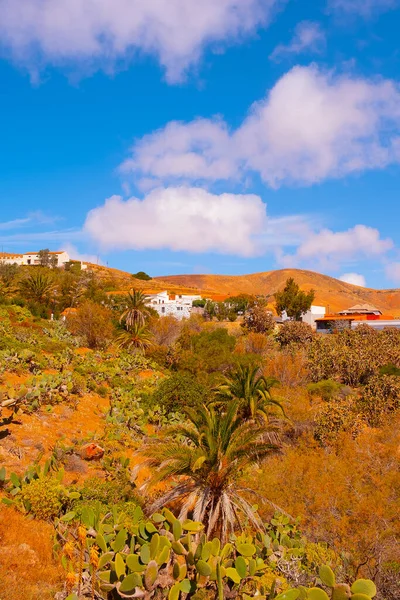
80, 443, 105, 460
64, 453, 88, 473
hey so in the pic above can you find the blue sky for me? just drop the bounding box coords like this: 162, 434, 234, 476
1, 0, 400, 288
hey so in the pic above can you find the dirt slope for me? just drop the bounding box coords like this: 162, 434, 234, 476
155, 268, 400, 314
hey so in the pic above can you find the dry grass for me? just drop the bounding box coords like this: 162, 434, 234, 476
0, 506, 64, 600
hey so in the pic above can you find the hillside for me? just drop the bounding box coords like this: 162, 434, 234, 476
155, 268, 400, 314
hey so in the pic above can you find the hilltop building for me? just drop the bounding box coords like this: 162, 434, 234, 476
146, 290, 202, 320
315, 303, 400, 332
0, 250, 70, 268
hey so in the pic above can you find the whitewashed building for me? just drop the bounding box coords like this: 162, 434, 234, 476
0, 250, 70, 268
146, 291, 202, 320
301, 305, 326, 329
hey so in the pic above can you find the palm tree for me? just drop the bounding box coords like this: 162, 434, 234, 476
19, 270, 56, 305
115, 323, 154, 352
136, 401, 281, 541
216, 364, 285, 423
119, 290, 151, 328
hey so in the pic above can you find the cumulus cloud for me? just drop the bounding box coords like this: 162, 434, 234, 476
339, 272, 367, 287
278, 224, 393, 270
63, 244, 99, 265
295, 225, 393, 260
385, 262, 400, 284
0, 0, 281, 81
123, 65, 400, 188
328, 0, 398, 16
270, 21, 325, 61
84, 187, 271, 257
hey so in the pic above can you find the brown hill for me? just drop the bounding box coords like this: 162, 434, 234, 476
155, 269, 400, 314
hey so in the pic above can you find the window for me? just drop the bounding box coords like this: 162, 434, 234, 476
161, 307, 165, 313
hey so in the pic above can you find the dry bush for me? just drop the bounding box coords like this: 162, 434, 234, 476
67, 300, 114, 349
308, 326, 400, 385
264, 349, 309, 387
242, 306, 275, 334
0, 506, 64, 600
148, 315, 181, 346
241, 331, 276, 357
276, 321, 314, 347
251, 415, 400, 593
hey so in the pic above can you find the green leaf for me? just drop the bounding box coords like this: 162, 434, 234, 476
126, 554, 146, 573
319, 565, 336, 588
179, 579, 191, 593
173, 519, 182, 541
150, 533, 160, 559
351, 595, 373, 600
196, 560, 212, 577
112, 529, 128, 553
66, 595, 79, 600
140, 544, 151, 564
168, 582, 181, 600
119, 572, 142, 593
182, 519, 204, 532
274, 591, 300, 600
226, 567, 241, 584
351, 580, 377, 598
98, 552, 114, 570
152, 513, 165, 523
236, 543, 256, 557
307, 589, 330, 600
60, 511, 76, 523
115, 553, 126, 579
235, 556, 247, 579
95, 533, 108, 554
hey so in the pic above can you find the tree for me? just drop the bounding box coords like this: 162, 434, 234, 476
242, 305, 275, 334
19, 270, 56, 305
119, 290, 152, 328
67, 300, 114, 349
0, 263, 19, 298
216, 364, 284, 423
37, 248, 51, 267
276, 321, 314, 347
137, 401, 280, 541
115, 323, 154, 352
275, 277, 315, 321
132, 271, 152, 281
151, 372, 209, 413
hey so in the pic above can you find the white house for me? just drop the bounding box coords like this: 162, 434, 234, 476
301, 305, 326, 329
0, 250, 70, 268
146, 291, 202, 320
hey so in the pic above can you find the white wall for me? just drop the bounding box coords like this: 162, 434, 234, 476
302, 305, 326, 329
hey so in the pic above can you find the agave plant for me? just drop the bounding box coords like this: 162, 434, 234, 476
119, 289, 152, 328
19, 270, 56, 304
115, 323, 154, 352
216, 364, 286, 423
136, 401, 281, 542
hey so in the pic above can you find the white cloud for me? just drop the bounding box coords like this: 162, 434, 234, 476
296, 225, 393, 260
339, 272, 367, 287
328, 0, 398, 16
63, 244, 98, 265
385, 262, 400, 284
0, 0, 281, 82
124, 65, 400, 187
270, 21, 325, 61
84, 187, 270, 257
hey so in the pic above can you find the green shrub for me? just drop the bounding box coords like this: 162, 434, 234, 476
307, 379, 342, 402
151, 372, 209, 412
20, 477, 68, 520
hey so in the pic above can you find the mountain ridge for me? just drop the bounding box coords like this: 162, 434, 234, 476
154, 268, 400, 314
